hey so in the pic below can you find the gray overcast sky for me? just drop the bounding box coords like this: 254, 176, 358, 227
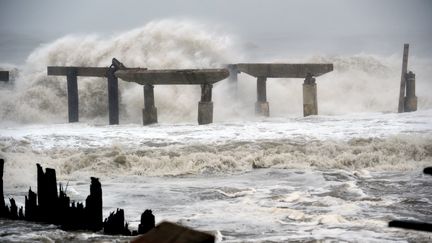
1, 0, 432, 63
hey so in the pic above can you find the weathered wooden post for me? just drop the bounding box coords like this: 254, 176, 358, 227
404, 71, 417, 112
398, 44, 409, 113
66, 68, 79, 122
303, 73, 318, 116
198, 84, 213, 125
37, 163, 59, 223
143, 84, 158, 125
85, 177, 103, 231
0, 159, 5, 218
255, 77, 270, 116
107, 68, 119, 125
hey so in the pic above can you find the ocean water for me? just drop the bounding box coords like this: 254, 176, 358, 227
0, 20, 432, 242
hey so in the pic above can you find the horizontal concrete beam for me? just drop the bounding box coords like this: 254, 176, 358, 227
0, 71, 9, 81
48, 67, 110, 77
115, 69, 229, 85
47, 66, 146, 77
234, 63, 333, 78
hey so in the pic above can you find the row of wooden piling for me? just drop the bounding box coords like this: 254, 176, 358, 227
0, 158, 155, 236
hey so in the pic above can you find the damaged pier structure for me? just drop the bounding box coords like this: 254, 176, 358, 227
48, 60, 229, 125
227, 63, 333, 117
115, 68, 229, 125
47, 59, 146, 125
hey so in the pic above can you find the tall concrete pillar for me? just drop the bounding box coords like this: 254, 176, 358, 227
66, 68, 79, 123
143, 84, 158, 125
398, 44, 409, 113
198, 84, 213, 125
303, 74, 318, 117
107, 69, 119, 125
0, 71, 9, 82
404, 71, 417, 112
255, 77, 269, 116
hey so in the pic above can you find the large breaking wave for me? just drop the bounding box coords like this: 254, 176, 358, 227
0, 20, 431, 124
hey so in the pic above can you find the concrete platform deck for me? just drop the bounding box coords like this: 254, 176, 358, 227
115, 69, 229, 85
235, 63, 333, 78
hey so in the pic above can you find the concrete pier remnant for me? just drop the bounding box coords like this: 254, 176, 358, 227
0, 71, 9, 82
198, 84, 213, 124
255, 77, 269, 116
107, 66, 119, 125
404, 71, 417, 112
47, 58, 146, 124
116, 68, 229, 125
66, 68, 79, 123
143, 84, 158, 125
233, 63, 333, 117
303, 73, 318, 116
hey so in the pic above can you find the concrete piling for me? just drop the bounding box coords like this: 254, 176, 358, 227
142, 84, 158, 125
303, 73, 318, 116
198, 84, 213, 125
107, 69, 119, 125
0, 71, 9, 82
255, 77, 269, 116
66, 68, 79, 123
404, 71, 417, 112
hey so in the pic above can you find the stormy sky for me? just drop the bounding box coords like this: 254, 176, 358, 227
1, 0, 431, 63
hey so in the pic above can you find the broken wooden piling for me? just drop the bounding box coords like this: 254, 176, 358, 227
0, 160, 161, 237
0, 159, 6, 217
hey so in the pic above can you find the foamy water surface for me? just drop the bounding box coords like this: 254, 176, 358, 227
0, 110, 431, 242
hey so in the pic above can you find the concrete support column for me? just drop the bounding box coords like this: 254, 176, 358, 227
198, 84, 213, 125
143, 84, 158, 125
107, 69, 119, 125
255, 77, 269, 116
404, 71, 417, 112
66, 68, 79, 123
0, 71, 9, 82
303, 74, 318, 117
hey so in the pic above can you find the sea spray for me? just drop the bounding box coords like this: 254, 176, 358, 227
0, 20, 239, 124
1, 20, 432, 124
